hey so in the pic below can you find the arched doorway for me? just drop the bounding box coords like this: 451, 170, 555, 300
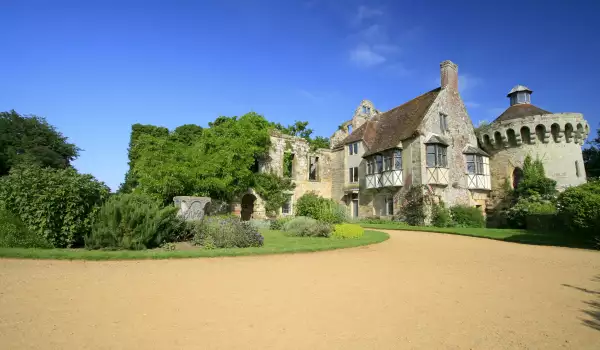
241, 194, 256, 221
513, 167, 524, 189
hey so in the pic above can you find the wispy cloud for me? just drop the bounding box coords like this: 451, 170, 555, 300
347, 6, 416, 73
349, 45, 386, 67
465, 101, 481, 108
355, 5, 383, 24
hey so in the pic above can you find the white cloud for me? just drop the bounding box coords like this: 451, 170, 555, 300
356, 5, 383, 23
350, 45, 386, 67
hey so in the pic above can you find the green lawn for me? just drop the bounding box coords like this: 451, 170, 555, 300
0, 229, 389, 260
360, 222, 596, 249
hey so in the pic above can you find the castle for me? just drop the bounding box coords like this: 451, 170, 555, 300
230, 60, 590, 220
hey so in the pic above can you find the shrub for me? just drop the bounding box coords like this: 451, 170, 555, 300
0, 207, 50, 248
400, 186, 431, 226
85, 193, 185, 250
332, 223, 364, 239
557, 180, 600, 239
505, 195, 557, 229
282, 216, 332, 237
0, 165, 110, 247
192, 216, 264, 248
270, 216, 292, 230
295, 192, 347, 224
450, 205, 485, 228
514, 155, 557, 199
249, 219, 271, 230
431, 202, 454, 227
360, 216, 389, 224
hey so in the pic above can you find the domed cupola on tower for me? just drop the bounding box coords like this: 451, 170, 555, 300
507, 85, 532, 106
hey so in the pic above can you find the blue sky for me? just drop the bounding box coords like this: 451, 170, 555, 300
2, 0, 599, 191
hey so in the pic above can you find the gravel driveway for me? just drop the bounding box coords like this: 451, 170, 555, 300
1, 230, 600, 349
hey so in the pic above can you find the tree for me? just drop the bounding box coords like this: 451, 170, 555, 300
273, 120, 330, 150
0, 110, 79, 176
583, 126, 600, 178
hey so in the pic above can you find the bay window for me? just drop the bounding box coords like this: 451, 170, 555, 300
426, 144, 448, 168
466, 154, 484, 175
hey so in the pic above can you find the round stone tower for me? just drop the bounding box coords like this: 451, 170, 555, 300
478, 85, 590, 205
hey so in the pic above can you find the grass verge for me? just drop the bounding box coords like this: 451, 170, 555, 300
360, 222, 596, 249
0, 229, 389, 260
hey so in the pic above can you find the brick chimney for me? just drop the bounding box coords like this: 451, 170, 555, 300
440, 60, 458, 91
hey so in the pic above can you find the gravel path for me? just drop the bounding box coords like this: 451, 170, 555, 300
1, 230, 600, 349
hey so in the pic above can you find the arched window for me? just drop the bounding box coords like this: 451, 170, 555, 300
535, 124, 546, 143
506, 129, 517, 147
483, 134, 492, 148
513, 167, 524, 189
551, 123, 560, 143
520, 126, 531, 144
565, 123, 573, 143
494, 131, 503, 147
576, 123, 584, 143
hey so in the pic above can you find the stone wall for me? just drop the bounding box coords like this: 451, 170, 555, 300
417, 87, 487, 208
480, 113, 589, 208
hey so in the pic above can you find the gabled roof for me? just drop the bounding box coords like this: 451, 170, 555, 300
340, 88, 441, 156
463, 145, 490, 157
493, 104, 551, 123
424, 134, 449, 146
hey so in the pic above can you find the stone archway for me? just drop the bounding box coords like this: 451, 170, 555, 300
241, 194, 256, 221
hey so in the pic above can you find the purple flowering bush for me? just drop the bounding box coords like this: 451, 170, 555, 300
192, 216, 264, 248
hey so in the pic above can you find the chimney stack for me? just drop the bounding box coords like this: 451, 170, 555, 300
440, 60, 458, 91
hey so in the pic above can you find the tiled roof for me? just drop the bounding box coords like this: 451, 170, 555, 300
493, 104, 551, 123
348, 88, 441, 157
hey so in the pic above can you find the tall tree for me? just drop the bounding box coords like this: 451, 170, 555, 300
0, 110, 79, 176
583, 127, 600, 179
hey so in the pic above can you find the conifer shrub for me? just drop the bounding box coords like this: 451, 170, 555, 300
85, 193, 184, 250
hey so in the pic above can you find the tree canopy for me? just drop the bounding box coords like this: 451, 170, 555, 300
583, 126, 600, 179
0, 110, 79, 176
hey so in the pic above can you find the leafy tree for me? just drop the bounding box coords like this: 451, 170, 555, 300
0, 110, 79, 176
119, 124, 169, 193
129, 113, 274, 204
274, 120, 330, 150
0, 165, 110, 248
583, 126, 600, 178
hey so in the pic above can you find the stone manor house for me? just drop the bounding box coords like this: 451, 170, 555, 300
231, 60, 590, 220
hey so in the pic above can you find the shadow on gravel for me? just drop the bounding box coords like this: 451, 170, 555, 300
563, 275, 600, 331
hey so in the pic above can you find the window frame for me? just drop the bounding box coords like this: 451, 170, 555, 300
281, 198, 292, 215
466, 154, 485, 175
393, 149, 402, 170
349, 166, 359, 183
439, 113, 448, 134
426, 144, 448, 168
